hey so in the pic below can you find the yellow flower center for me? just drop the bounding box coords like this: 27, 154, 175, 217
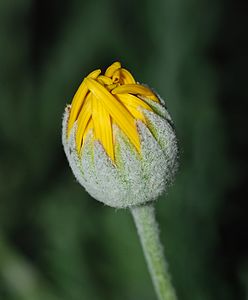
67, 62, 159, 161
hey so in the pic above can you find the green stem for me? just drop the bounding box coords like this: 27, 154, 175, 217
130, 204, 177, 300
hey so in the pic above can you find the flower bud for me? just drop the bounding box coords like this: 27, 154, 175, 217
62, 62, 178, 208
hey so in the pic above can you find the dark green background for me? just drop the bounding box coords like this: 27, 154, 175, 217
0, 0, 247, 299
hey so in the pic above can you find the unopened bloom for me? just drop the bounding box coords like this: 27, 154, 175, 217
62, 62, 178, 208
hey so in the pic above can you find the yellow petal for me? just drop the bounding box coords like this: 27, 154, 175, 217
111, 84, 159, 102
97, 75, 113, 85
83, 118, 93, 146
105, 62, 121, 77
116, 93, 152, 122
67, 79, 88, 135
92, 94, 114, 161
67, 69, 101, 136
120, 68, 136, 84
85, 78, 140, 152
117, 93, 152, 111
75, 93, 92, 152
106, 83, 118, 91
112, 69, 120, 83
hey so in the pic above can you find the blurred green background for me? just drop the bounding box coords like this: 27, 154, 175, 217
0, 0, 247, 299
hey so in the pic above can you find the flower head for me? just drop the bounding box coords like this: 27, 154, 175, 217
62, 62, 178, 208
